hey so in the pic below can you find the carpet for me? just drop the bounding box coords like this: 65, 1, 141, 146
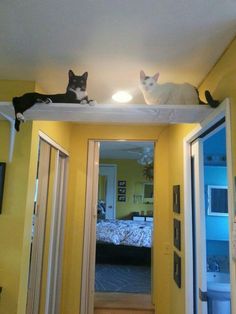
95, 264, 151, 293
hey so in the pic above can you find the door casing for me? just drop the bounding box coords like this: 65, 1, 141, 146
191, 138, 208, 314
184, 99, 236, 314
81, 139, 156, 314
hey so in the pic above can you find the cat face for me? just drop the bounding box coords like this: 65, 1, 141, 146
139, 70, 160, 92
68, 70, 88, 92
67, 70, 88, 100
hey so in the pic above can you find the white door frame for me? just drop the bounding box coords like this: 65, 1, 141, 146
81, 139, 156, 314
80, 140, 100, 314
27, 139, 51, 314
191, 139, 208, 314
184, 99, 236, 314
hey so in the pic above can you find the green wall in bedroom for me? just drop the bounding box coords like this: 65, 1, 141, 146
100, 159, 154, 219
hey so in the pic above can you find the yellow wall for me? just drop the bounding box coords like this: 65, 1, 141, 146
0, 112, 200, 314
0, 121, 10, 162
61, 123, 167, 313
0, 81, 35, 314
155, 123, 198, 314
2, 36, 235, 314
0, 80, 36, 101
0, 80, 72, 314
154, 36, 236, 314
100, 159, 153, 219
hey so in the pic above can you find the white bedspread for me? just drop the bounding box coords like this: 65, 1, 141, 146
96, 219, 153, 248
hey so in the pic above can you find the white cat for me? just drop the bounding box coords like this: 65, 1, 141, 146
139, 70, 202, 105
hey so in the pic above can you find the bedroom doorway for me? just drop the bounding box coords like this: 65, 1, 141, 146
95, 141, 154, 295
81, 140, 155, 314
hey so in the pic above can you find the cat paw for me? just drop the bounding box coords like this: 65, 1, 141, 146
45, 98, 52, 104
80, 100, 88, 105
36, 98, 44, 103
16, 113, 25, 122
36, 98, 52, 104
89, 100, 97, 106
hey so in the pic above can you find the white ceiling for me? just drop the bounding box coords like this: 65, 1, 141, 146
100, 141, 154, 160
0, 0, 236, 104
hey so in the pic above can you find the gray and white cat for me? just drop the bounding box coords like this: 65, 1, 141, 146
139, 70, 203, 105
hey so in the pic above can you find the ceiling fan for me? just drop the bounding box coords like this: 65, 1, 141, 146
124, 146, 154, 165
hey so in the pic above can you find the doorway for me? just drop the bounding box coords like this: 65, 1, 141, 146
96, 141, 154, 295
81, 140, 155, 313
191, 124, 231, 314
184, 100, 235, 314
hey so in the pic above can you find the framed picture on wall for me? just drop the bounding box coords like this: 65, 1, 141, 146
173, 185, 180, 213
118, 195, 126, 202
173, 251, 181, 288
118, 187, 126, 195
173, 219, 181, 251
118, 180, 126, 187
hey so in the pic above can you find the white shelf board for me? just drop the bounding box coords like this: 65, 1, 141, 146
0, 102, 214, 124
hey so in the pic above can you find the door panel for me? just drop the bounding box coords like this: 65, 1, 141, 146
81, 141, 100, 314
39, 147, 57, 314
27, 140, 51, 314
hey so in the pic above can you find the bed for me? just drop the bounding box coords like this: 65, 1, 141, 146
96, 219, 153, 265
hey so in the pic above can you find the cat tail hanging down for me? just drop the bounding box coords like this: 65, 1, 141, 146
205, 90, 220, 108
195, 88, 220, 108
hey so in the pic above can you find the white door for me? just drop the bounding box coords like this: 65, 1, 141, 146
191, 139, 208, 314
99, 164, 116, 219
26, 138, 68, 314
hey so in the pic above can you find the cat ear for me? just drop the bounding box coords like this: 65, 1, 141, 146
140, 70, 146, 81
69, 70, 75, 78
82, 72, 88, 80
153, 73, 160, 82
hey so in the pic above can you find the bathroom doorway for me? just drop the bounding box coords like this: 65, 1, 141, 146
191, 124, 231, 314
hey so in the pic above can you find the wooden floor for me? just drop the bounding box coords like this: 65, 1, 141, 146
94, 292, 155, 314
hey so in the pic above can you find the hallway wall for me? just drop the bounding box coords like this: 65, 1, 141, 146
60, 123, 170, 314
0, 80, 72, 314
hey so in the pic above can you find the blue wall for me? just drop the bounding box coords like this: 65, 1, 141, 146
204, 127, 229, 268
